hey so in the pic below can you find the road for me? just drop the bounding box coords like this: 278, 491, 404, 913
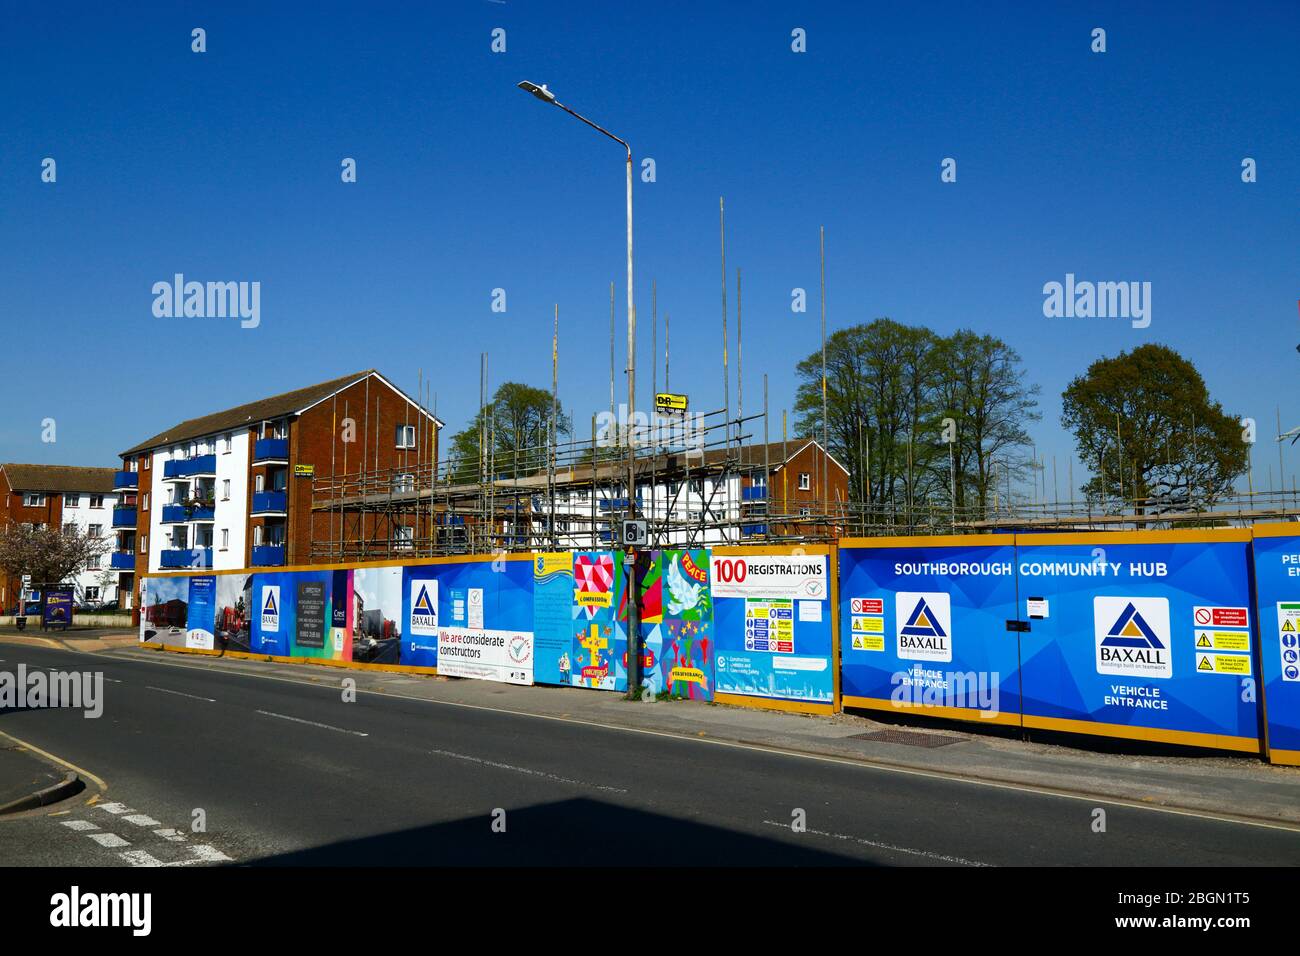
1, 641, 1298, 866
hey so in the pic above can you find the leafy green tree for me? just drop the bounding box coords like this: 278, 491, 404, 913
449, 382, 571, 483
1061, 343, 1247, 511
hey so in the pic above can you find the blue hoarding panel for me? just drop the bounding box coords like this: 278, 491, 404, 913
1250, 529, 1300, 764
838, 541, 1021, 723
1016, 537, 1259, 750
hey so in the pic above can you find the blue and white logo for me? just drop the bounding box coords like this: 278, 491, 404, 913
410, 580, 438, 636
261, 585, 280, 633
895, 592, 951, 662
1094, 596, 1170, 678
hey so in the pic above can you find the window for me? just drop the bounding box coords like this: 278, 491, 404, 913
800, 507, 811, 517
752, 472, 767, 489
89, 495, 104, 509
142, 493, 149, 511
141, 535, 148, 554
63, 522, 77, 535
144, 457, 150, 470
222, 433, 232, 453
88, 524, 103, 537
222, 479, 231, 501
798, 472, 811, 491
395, 424, 416, 449
84, 587, 100, 603
64, 494, 79, 508
23, 493, 45, 507
86, 555, 101, 571
220, 529, 229, 550
255, 474, 264, 493
393, 474, 415, 492
393, 526, 413, 549
253, 526, 263, 546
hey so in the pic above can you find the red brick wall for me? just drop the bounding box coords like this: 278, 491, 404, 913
292, 375, 439, 564
0, 470, 64, 610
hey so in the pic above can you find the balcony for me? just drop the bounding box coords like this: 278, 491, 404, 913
160, 548, 212, 569
111, 506, 137, 528
251, 545, 285, 567
251, 490, 287, 515
113, 470, 138, 491
254, 438, 289, 463
109, 552, 136, 571
161, 502, 216, 523
163, 454, 217, 480
742, 486, 768, 501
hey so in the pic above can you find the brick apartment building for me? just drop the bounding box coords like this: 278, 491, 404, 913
113, 369, 441, 610
0, 463, 121, 611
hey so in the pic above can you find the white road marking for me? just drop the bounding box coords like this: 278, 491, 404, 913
60, 820, 98, 831
146, 685, 215, 702
88, 832, 130, 848
123, 814, 161, 827
430, 748, 628, 794
762, 820, 991, 866
153, 828, 187, 843
255, 710, 368, 736
120, 849, 164, 867
185, 844, 233, 862
68, 644, 1300, 834
97, 801, 132, 814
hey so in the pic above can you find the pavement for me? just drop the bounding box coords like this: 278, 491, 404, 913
0, 632, 1297, 865
0, 738, 67, 809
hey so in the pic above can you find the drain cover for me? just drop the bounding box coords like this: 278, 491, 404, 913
846, 729, 965, 748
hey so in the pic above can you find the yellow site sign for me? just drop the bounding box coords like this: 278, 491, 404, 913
655, 392, 688, 412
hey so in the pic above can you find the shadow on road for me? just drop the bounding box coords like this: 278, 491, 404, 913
243, 797, 866, 866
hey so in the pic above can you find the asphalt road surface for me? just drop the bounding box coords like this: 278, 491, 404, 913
2, 642, 1298, 866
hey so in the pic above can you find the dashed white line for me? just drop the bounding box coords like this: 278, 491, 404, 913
120, 849, 165, 867
123, 814, 161, 827
88, 832, 130, 848
761, 820, 991, 867
430, 748, 628, 794
255, 710, 368, 736
185, 844, 233, 862
146, 685, 215, 702
97, 801, 132, 815
153, 828, 187, 843
60, 819, 99, 832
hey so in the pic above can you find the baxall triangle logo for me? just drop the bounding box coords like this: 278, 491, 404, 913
895, 592, 951, 662
261, 585, 280, 633
1094, 596, 1170, 678
410, 579, 438, 636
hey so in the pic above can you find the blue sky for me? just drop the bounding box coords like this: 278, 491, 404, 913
2, 1, 1297, 496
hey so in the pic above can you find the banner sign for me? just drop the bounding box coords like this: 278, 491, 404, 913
639, 550, 714, 700
437, 627, 534, 684
1250, 527, 1300, 764
186, 576, 216, 649
710, 554, 828, 600
402, 557, 534, 674
42, 587, 74, 630
713, 550, 833, 703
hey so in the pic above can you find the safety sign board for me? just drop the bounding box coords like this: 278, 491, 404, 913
712, 554, 828, 600
1279, 603, 1300, 682
1196, 652, 1252, 676
745, 599, 794, 652
851, 632, 885, 652
1194, 629, 1250, 652
851, 597, 883, 614
1193, 605, 1249, 628
851, 615, 884, 633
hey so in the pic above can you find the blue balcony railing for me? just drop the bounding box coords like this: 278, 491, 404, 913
163, 454, 217, 479
251, 490, 287, 514
189, 505, 215, 522
161, 504, 187, 523
741, 524, 769, 536
109, 552, 136, 571
251, 545, 285, 567
160, 548, 212, 569
113, 470, 138, 490
111, 506, 137, 528
742, 486, 768, 501
254, 438, 288, 462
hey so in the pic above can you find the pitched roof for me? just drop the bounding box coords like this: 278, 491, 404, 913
119, 369, 440, 457
1, 463, 117, 494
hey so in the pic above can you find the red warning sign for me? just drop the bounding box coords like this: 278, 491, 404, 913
851, 597, 883, 614
1192, 606, 1249, 628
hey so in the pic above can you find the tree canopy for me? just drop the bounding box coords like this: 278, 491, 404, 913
449, 382, 571, 483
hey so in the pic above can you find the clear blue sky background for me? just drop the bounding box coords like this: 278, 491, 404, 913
2, 1, 1297, 498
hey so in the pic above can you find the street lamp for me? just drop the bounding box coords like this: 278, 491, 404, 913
518, 80, 640, 697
